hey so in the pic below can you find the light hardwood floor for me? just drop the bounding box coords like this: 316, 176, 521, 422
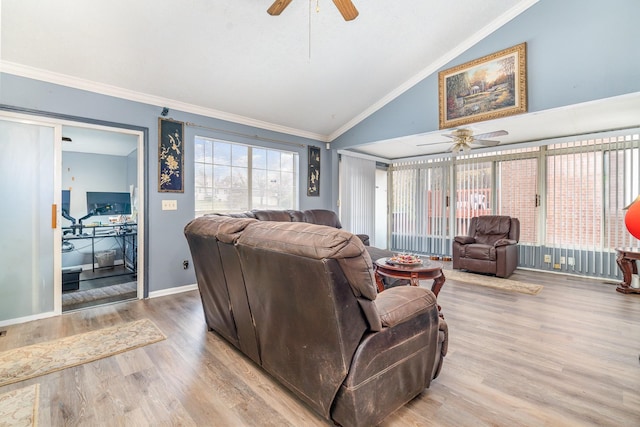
1, 266, 639, 426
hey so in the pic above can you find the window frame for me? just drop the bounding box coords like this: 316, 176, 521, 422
194, 136, 299, 217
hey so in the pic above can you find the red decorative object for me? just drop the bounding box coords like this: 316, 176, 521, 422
625, 196, 640, 240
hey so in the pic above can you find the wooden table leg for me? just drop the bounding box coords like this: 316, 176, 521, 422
615, 251, 640, 294
410, 272, 420, 287
430, 270, 445, 298
374, 271, 385, 293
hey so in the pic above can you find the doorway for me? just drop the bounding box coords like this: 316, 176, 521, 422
60, 125, 142, 311
0, 111, 145, 325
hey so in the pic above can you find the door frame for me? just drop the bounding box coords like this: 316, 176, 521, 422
0, 107, 147, 323
60, 121, 145, 306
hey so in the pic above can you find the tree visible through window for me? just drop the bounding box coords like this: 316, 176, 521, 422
194, 137, 298, 216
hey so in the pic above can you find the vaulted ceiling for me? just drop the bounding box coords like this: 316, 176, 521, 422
2, 1, 529, 139
2, 1, 638, 161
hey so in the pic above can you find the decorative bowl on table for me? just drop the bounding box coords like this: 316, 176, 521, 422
387, 254, 423, 266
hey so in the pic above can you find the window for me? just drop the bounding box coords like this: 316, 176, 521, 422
391, 158, 450, 254
194, 137, 298, 216
339, 154, 376, 241
387, 132, 639, 280
495, 152, 538, 245
455, 159, 492, 235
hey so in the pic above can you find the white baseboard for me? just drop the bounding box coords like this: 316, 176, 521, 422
0, 311, 57, 328
149, 283, 198, 299
0, 284, 198, 327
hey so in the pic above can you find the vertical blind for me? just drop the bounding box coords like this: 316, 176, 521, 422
386, 132, 639, 279
391, 158, 450, 255
339, 154, 376, 239
545, 135, 639, 276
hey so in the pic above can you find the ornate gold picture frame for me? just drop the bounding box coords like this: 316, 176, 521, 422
439, 43, 527, 129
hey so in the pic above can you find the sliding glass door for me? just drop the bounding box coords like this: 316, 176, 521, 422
0, 116, 60, 323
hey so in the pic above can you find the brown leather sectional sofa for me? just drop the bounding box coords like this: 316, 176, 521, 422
184, 210, 448, 426
218, 208, 371, 246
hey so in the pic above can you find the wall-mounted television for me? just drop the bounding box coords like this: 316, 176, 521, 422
86, 191, 132, 215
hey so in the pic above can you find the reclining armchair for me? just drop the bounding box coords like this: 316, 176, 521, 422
452, 215, 520, 278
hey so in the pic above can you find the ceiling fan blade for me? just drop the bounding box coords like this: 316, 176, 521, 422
473, 139, 501, 146
332, 0, 359, 21
473, 130, 508, 140
417, 141, 450, 147
267, 0, 293, 16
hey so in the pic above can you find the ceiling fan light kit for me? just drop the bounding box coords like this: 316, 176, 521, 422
418, 128, 508, 154
267, 0, 359, 21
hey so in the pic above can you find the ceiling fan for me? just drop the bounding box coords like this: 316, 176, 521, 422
418, 128, 508, 154
267, 0, 359, 21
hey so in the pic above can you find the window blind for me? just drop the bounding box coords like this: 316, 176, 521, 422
339, 154, 376, 240
386, 132, 639, 279
390, 158, 450, 255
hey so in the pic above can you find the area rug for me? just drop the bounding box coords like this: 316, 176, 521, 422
442, 269, 543, 295
0, 384, 39, 427
0, 319, 165, 388
62, 281, 137, 308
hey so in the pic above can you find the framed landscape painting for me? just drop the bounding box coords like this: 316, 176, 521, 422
439, 42, 527, 129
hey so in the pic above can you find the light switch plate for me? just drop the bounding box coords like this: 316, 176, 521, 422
162, 199, 177, 210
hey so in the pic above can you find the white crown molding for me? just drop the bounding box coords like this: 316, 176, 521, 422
0, 60, 329, 143
328, 0, 540, 142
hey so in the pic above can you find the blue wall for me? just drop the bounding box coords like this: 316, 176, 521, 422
2, 0, 639, 293
332, 0, 640, 149
0, 74, 328, 293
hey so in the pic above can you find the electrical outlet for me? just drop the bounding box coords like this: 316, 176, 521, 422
543, 254, 551, 263
567, 257, 575, 266
183, 260, 189, 269
162, 199, 177, 210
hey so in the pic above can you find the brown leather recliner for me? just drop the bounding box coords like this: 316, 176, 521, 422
184, 216, 447, 427
452, 215, 520, 278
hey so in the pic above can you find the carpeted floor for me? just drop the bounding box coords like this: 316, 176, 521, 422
441, 269, 543, 295
0, 319, 165, 388
0, 384, 39, 427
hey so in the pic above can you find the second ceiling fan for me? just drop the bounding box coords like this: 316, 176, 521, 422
418, 129, 509, 154
267, 0, 359, 21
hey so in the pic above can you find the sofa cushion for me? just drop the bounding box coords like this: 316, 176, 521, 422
251, 209, 293, 222
494, 238, 517, 247
375, 287, 436, 327
454, 235, 475, 244
186, 215, 257, 244
237, 221, 377, 301
287, 209, 306, 222
473, 215, 512, 244
462, 243, 496, 261
225, 212, 257, 219
303, 209, 343, 228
